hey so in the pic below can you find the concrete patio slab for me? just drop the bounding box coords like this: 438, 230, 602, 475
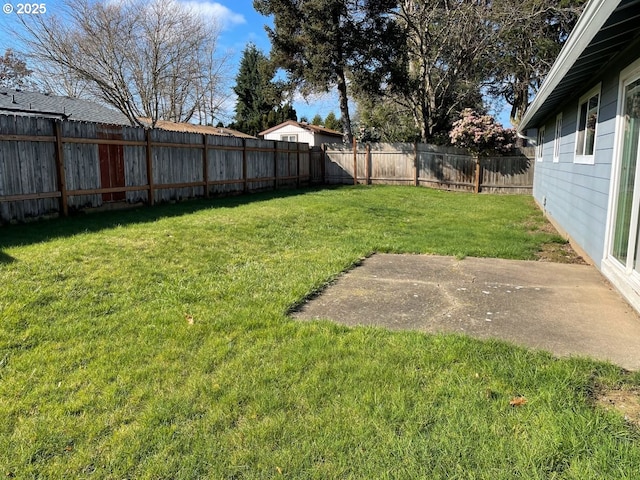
292, 254, 640, 370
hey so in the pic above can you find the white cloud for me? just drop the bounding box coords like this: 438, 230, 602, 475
181, 1, 246, 30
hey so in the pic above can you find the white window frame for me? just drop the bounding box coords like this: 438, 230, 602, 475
553, 113, 562, 163
574, 84, 601, 165
602, 58, 640, 314
281, 134, 298, 142
535, 126, 545, 162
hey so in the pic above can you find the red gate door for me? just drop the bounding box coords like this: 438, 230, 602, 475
97, 126, 126, 202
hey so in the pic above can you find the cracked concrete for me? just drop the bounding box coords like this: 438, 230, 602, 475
292, 254, 640, 370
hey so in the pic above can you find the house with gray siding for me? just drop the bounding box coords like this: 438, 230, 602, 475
519, 0, 640, 312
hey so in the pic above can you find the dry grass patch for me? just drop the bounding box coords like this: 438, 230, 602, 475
596, 387, 640, 428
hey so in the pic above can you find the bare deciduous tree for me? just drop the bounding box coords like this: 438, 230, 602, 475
391, 0, 495, 143
0, 49, 34, 90
19, 0, 229, 127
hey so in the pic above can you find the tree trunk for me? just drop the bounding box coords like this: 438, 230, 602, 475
337, 68, 353, 144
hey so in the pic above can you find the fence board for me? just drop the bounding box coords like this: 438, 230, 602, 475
0, 114, 312, 224
123, 125, 148, 203
0, 116, 58, 221
324, 142, 533, 193
1, 114, 533, 225
208, 135, 244, 195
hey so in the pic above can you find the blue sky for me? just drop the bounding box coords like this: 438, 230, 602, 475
0, 0, 509, 126
0, 0, 340, 123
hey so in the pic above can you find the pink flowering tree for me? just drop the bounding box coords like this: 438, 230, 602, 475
449, 109, 515, 156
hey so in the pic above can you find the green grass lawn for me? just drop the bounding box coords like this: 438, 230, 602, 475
1, 185, 639, 479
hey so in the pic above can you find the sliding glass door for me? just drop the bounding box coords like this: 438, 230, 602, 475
612, 77, 640, 273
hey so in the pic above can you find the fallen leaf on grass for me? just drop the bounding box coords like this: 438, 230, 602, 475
509, 396, 527, 407
185, 314, 194, 325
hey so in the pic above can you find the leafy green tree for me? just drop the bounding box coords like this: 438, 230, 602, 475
311, 114, 323, 126
254, 0, 401, 143
489, 0, 586, 126
233, 43, 290, 136
355, 97, 419, 142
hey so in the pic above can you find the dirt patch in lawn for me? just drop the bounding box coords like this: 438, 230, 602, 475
595, 388, 640, 429
528, 219, 588, 265
535, 241, 587, 265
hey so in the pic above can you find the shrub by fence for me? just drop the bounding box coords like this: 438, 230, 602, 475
0, 115, 311, 224
321, 142, 534, 194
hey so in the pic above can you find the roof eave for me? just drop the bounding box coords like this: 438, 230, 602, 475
518, 0, 619, 132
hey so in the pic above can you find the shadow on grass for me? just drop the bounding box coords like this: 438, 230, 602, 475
0, 251, 15, 264
0, 187, 328, 249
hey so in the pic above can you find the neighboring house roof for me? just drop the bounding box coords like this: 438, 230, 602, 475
138, 118, 256, 138
259, 120, 343, 138
519, 0, 640, 132
0, 89, 131, 125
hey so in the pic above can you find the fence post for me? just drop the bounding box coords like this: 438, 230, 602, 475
321, 144, 327, 185
202, 134, 209, 198
365, 143, 371, 185
242, 138, 248, 193
54, 120, 68, 216
352, 137, 358, 185
474, 154, 481, 194
274, 141, 278, 190
413, 141, 419, 186
296, 143, 301, 188
145, 129, 155, 205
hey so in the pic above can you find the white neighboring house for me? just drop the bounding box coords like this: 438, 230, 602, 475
259, 120, 343, 147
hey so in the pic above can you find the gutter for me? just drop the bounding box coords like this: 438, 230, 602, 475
518, 0, 620, 132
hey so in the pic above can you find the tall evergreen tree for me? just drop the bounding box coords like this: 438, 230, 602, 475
324, 112, 342, 132
233, 44, 275, 135
254, 0, 401, 144
488, 0, 586, 125
233, 43, 286, 136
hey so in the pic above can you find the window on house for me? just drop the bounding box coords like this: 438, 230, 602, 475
281, 134, 297, 142
536, 126, 545, 162
575, 86, 600, 164
553, 113, 562, 163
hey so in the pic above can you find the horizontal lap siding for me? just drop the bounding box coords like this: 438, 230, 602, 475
533, 66, 620, 267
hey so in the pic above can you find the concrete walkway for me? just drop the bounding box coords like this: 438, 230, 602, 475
293, 254, 640, 370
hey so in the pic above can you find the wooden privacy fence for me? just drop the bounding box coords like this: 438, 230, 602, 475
321, 142, 534, 194
0, 115, 312, 223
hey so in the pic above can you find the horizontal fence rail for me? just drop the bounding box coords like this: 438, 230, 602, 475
0, 115, 314, 224
0, 114, 533, 224
322, 142, 534, 195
